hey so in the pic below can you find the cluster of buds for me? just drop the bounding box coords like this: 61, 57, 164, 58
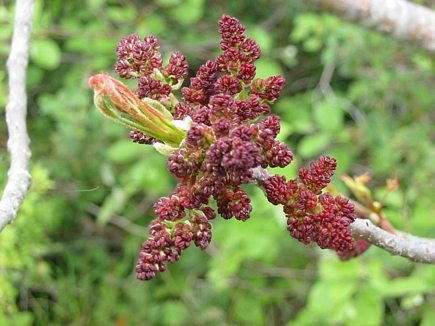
263, 157, 357, 251
89, 15, 362, 281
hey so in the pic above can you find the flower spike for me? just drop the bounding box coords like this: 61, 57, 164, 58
89, 14, 359, 281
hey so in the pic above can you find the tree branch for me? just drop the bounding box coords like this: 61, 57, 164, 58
350, 219, 435, 264
304, 0, 435, 54
0, 0, 34, 232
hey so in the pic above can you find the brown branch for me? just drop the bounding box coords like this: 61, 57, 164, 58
304, 0, 435, 54
0, 0, 34, 232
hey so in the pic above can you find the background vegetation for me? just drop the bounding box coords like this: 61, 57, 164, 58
2, 0, 435, 325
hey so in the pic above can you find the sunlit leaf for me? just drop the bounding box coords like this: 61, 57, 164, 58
30, 38, 61, 70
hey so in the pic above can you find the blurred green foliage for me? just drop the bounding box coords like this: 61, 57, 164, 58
2, 0, 435, 325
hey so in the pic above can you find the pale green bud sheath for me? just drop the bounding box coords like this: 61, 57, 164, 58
88, 73, 186, 148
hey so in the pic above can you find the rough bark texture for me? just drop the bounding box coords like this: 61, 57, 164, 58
304, 0, 435, 54
0, 0, 34, 232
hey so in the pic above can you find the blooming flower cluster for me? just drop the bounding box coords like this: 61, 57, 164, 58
89, 14, 362, 281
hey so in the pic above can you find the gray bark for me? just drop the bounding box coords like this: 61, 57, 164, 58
304, 0, 435, 54
350, 219, 435, 264
0, 0, 34, 232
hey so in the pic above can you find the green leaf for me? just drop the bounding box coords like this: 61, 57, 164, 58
0, 311, 34, 326
122, 156, 173, 196
274, 95, 314, 134
381, 277, 435, 298
106, 140, 144, 164
249, 25, 273, 53
232, 294, 265, 325
106, 5, 136, 23
161, 301, 190, 326
170, 0, 204, 26
30, 38, 61, 70
313, 100, 344, 131
290, 280, 357, 325
421, 304, 435, 326
346, 283, 383, 326
137, 14, 167, 36
297, 132, 331, 158
255, 58, 282, 79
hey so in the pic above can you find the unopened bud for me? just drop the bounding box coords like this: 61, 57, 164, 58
89, 73, 186, 148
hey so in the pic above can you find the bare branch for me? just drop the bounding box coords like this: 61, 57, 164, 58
0, 0, 34, 232
304, 0, 435, 54
350, 219, 435, 264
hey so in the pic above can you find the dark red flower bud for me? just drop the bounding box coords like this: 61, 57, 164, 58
263, 175, 297, 205
215, 185, 252, 221
153, 196, 186, 221
174, 223, 193, 250
136, 75, 172, 100
237, 63, 256, 85
165, 51, 188, 80
219, 14, 246, 48
264, 141, 293, 168
251, 75, 286, 103
241, 38, 261, 61
115, 34, 162, 78
214, 75, 243, 96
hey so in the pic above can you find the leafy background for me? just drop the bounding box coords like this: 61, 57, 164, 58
1, 0, 435, 325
